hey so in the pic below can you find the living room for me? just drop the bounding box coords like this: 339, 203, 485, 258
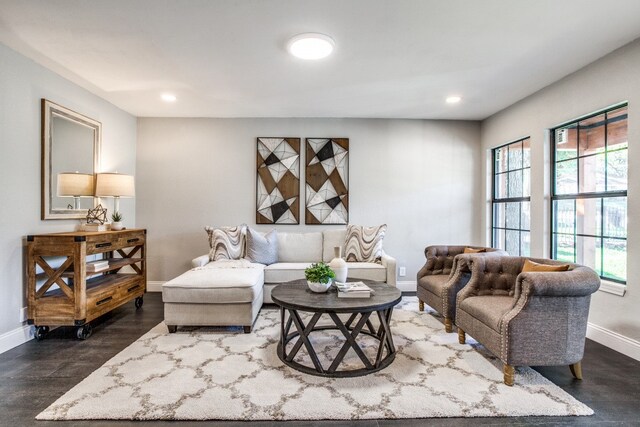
1, 0, 639, 424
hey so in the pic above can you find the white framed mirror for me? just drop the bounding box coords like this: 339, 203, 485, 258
41, 99, 101, 220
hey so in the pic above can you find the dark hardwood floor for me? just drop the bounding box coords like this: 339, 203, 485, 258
1, 292, 639, 426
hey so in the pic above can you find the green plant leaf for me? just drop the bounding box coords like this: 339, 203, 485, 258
304, 262, 336, 284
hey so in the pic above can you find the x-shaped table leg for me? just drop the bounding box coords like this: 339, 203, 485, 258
285, 310, 324, 373
328, 312, 374, 372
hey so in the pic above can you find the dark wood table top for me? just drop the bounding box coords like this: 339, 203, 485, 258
271, 279, 402, 313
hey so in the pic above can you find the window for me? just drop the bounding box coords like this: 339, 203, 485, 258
492, 137, 531, 256
551, 104, 628, 283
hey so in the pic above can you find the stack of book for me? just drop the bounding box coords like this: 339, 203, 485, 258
79, 223, 108, 232
335, 281, 374, 298
86, 260, 109, 273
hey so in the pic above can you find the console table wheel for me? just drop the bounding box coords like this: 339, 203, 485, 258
135, 296, 144, 309
34, 326, 49, 341
76, 324, 92, 340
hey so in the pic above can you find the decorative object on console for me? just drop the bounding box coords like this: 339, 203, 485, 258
305, 138, 349, 224
80, 204, 108, 231
110, 211, 124, 231
205, 225, 246, 261
86, 260, 109, 273
56, 172, 94, 210
256, 137, 300, 224
244, 228, 278, 265
344, 224, 386, 263
304, 262, 335, 293
328, 246, 348, 282
95, 172, 135, 216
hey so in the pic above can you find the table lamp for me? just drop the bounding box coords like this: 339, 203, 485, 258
94, 172, 135, 214
57, 172, 94, 210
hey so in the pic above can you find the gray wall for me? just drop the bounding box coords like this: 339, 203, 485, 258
481, 39, 640, 341
0, 43, 137, 342
136, 118, 482, 282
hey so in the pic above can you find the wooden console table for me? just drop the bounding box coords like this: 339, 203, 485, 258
27, 229, 146, 340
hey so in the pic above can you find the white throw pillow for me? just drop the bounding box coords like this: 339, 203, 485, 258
344, 224, 387, 263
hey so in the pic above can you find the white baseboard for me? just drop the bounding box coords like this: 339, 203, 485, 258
0, 324, 32, 354
587, 322, 640, 361
397, 280, 417, 292
147, 281, 165, 292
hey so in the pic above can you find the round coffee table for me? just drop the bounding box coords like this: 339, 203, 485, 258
271, 279, 402, 378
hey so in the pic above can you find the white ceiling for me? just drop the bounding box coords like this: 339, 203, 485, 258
1, 0, 640, 120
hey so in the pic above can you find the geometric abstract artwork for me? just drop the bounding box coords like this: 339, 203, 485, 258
305, 138, 349, 224
256, 138, 300, 224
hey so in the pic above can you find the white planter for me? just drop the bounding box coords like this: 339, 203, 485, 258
307, 280, 332, 293
329, 246, 348, 283
111, 221, 124, 231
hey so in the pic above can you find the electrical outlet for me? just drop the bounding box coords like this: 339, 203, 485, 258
19, 307, 28, 323
399, 266, 406, 277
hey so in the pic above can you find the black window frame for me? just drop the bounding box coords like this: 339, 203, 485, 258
550, 103, 628, 284
491, 137, 531, 256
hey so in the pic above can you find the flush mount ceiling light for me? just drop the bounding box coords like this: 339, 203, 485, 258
446, 96, 462, 104
161, 93, 177, 102
287, 33, 335, 60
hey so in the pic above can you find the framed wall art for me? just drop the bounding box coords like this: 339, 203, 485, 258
256, 137, 300, 224
305, 138, 349, 224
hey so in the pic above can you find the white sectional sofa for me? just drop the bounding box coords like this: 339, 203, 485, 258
163, 229, 397, 333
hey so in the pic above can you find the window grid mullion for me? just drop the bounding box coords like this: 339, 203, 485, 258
551, 103, 628, 283
492, 137, 532, 254
600, 198, 605, 277
573, 199, 577, 263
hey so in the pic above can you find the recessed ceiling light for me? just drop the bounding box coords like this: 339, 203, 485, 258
287, 33, 335, 60
161, 93, 177, 102
446, 96, 462, 104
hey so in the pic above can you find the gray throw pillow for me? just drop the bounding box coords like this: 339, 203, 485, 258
245, 228, 278, 265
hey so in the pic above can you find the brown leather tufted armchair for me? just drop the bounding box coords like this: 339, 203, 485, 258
455, 256, 600, 386
416, 245, 506, 332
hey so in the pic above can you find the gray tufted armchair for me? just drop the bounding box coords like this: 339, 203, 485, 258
416, 245, 506, 332
455, 256, 600, 386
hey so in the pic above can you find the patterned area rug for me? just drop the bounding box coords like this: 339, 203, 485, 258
37, 297, 592, 420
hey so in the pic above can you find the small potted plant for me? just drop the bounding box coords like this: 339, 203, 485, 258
110, 211, 124, 231
304, 262, 336, 293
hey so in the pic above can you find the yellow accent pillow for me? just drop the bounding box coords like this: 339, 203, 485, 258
464, 247, 485, 254
522, 259, 570, 272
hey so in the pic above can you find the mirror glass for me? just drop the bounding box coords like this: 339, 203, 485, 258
42, 99, 101, 220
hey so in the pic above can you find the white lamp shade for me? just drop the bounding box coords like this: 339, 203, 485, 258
57, 172, 94, 197
95, 173, 135, 197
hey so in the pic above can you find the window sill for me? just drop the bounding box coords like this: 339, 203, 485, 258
598, 280, 626, 297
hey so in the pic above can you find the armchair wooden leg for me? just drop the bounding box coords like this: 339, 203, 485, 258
458, 328, 466, 344
418, 299, 424, 311
503, 364, 515, 386
569, 362, 583, 380
444, 317, 453, 333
